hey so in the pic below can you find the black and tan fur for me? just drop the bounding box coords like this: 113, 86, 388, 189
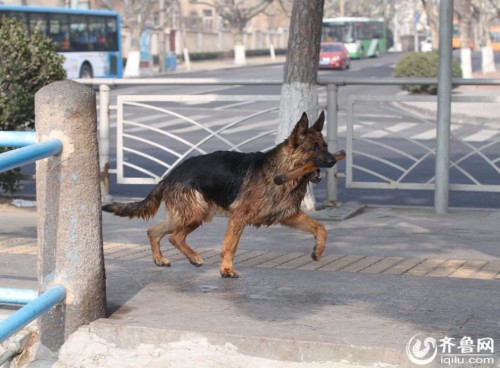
102, 111, 338, 278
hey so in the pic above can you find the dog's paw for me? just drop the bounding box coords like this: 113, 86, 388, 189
311, 246, 321, 261
189, 257, 204, 267
220, 268, 239, 278
311, 251, 320, 261
311, 244, 324, 261
154, 256, 172, 267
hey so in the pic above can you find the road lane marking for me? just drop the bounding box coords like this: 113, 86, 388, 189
463, 129, 498, 142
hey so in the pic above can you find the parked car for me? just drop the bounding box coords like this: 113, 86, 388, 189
319, 42, 351, 70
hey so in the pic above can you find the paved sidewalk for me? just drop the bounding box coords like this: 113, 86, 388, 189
159, 54, 287, 74
1, 201, 499, 367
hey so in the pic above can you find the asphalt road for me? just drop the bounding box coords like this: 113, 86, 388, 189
9, 51, 500, 209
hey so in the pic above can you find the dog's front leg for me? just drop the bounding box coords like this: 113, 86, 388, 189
280, 211, 327, 261
220, 216, 245, 278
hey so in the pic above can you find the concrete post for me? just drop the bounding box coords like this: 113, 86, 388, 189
35, 80, 106, 351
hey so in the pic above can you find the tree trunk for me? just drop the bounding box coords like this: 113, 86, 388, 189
481, 46, 496, 74
478, 1, 496, 74
233, 29, 246, 66
124, 25, 142, 77
421, 0, 439, 49
277, 0, 325, 210
457, 0, 473, 78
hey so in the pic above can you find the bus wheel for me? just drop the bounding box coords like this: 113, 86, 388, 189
79, 63, 93, 79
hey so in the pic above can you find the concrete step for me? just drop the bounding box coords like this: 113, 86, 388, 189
78, 261, 500, 367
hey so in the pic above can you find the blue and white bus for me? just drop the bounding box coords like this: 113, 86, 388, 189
0, 5, 123, 78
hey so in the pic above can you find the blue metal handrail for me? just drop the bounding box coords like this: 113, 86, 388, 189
0, 132, 36, 148
0, 139, 62, 174
0, 131, 66, 343
0, 288, 38, 305
0, 285, 66, 342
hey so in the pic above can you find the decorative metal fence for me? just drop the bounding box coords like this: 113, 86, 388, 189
115, 94, 280, 184
79, 77, 500, 208
345, 94, 500, 192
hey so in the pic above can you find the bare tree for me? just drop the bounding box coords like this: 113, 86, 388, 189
277, 0, 325, 210
488, 0, 500, 17
190, 0, 274, 65
275, 0, 293, 15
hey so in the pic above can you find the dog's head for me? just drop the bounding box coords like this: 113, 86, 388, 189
287, 111, 336, 169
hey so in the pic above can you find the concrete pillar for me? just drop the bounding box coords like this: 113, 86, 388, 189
35, 80, 106, 351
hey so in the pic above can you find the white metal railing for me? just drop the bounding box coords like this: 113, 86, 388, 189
78, 77, 500, 208
345, 94, 500, 192
115, 94, 280, 184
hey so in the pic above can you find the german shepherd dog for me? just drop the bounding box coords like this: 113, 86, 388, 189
102, 111, 340, 278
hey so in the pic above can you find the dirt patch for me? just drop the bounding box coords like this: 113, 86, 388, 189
0, 196, 13, 208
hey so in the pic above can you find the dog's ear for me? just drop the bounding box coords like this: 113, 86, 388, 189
311, 111, 325, 132
290, 112, 309, 146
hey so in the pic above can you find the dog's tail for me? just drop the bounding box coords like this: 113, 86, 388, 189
102, 183, 164, 220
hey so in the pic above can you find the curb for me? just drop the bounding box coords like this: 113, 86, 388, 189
88, 321, 405, 367
153, 57, 286, 77
393, 99, 498, 123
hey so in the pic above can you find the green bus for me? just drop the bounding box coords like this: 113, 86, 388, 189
322, 17, 387, 59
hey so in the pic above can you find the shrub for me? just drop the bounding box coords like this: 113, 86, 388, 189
394, 51, 462, 95
0, 16, 66, 192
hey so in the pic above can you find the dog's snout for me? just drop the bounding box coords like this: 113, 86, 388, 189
313, 152, 337, 168
325, 153, 337, 168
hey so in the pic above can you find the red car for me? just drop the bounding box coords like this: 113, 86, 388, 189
319, 42, 351, 70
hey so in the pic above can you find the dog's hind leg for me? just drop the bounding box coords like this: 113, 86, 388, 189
280, 211, 327, 261
220, 217, 246, 278
147, 217, 175, 267
168, 222, 204, 267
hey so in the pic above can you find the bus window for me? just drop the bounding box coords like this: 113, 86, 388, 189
88, 16, 106, 51
69, 15, 89, 51
322, 24, 352, 43
48, 14, 70, 50
105, 16, 119, 51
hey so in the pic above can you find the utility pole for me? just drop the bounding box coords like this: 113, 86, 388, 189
434, 0, 454, 214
